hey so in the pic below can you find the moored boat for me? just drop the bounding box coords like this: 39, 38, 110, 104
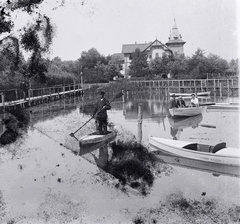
169, 106, 204, 117
149, 136, 240, 166
79, 130, 117, 146
169, 91, 210, 97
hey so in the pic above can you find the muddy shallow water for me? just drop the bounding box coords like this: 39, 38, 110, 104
0, 92, 240, 223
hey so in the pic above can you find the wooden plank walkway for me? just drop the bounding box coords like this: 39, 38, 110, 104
0, 85, 85, 112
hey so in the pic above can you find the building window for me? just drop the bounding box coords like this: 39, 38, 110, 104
149, 54, 152, 59
155, 53, 159, 58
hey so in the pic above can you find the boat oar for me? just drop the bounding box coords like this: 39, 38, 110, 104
199, 124, 216, 128
69, 91, 123, 138
199, 102, 216, 106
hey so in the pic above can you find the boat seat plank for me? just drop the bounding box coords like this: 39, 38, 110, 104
183, 143, 198, 151
210, 142, 226, 153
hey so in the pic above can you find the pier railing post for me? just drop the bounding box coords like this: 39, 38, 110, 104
28, 89, 31, 106
1, 93, 5, 112
220, 82, 222, 98
138, 103, 143, 144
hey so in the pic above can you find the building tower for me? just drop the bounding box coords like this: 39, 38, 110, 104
165, 18, 186, 55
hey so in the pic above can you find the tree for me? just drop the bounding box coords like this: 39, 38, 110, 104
165, 54, 188, 78
187, 48, 209, 78
149, 57, 165, 76
0, 0, 71, 83
104, 56, 123, 81
228, 59, 239, 75
206, 54, 228, 75
128, 48, 149, 77
78, 48, 101, 69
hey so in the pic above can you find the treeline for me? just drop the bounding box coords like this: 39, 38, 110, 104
0, 44, 238, 90
129, 48, 239, 79
0, 46, 124, 90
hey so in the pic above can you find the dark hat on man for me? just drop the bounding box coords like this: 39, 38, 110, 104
172, 94, 176, 97
191, 93, 195, 96
97, 87, 105, 95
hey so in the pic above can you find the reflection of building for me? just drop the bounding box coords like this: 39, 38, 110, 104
114, 19, 185, 76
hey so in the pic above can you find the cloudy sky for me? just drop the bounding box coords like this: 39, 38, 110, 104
27, 0, 240, 61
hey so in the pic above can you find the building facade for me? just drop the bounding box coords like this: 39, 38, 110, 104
117, 19, 186, 76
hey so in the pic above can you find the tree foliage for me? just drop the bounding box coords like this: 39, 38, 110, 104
149, 57, 165, 76
165, 54, 188, 77
0, 0, 58, 83
128, 48, 149, 77
104, 55, 123, 81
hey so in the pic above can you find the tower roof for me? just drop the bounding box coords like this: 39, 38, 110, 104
166, 18, 185, 45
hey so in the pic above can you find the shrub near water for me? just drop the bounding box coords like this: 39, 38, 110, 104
106, 140, 157, 195
0, 110, 30, 145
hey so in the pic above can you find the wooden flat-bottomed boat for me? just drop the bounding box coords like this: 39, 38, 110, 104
169, 106, 205, 117
149, 136, 240, 167
169, 91, 211, 97
79, 131, 117, 146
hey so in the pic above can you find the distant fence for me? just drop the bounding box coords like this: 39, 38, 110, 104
129, 78, 239, 97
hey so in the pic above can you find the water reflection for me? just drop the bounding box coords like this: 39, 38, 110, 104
153, 151, 240, 178
0, 110, 30, 145
79, 138, 173, 195
124, 99, 168, 122
168, 114, 203, 140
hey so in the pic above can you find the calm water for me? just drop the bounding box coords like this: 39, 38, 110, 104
106, 92, 240, 206
115, 94, 240, 148
1, 90, 240, 212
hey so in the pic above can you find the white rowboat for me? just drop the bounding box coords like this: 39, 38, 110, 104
149, 136, 240, 167
169, 106, 204, 117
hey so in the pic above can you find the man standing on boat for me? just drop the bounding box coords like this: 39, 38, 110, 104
169, 94, 178, 108
93, 88, 111, 135
190, 93, 199, 107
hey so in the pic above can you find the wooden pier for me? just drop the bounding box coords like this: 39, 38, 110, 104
0, 83, 85, 112
130, 78, 239, 97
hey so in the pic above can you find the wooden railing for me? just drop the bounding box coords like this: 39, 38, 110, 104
129, 78, 239, 97
0, 83, 85, 112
